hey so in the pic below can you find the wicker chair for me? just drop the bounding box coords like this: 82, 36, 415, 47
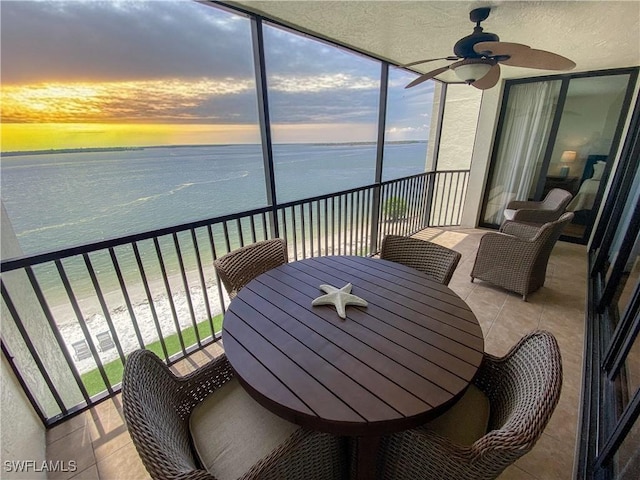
380, 235, 462, 286
122, 349, 347, 480
470, 212, 573, 300
214, 238, 288, 299
502, 188, 573, 225
378, 330, 562, 480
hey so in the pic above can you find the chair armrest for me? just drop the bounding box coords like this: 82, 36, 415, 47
472, 232, 537, 279
176, 353, 235, 414
500, 221, 542, 240
506, 200, 542, 210
244, 429, 347, 480
478, 231, 533, 251
509, 208, 562, 225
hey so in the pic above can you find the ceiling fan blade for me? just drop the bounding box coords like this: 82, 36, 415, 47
504, 47, 576, 70
472, 63, 501, 90
405, 65, 451, 88
474, 41, 576, 70
402, 56, 459, 68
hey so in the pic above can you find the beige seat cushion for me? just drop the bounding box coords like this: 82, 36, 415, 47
423, 384, 490, 445
189, 378, 300, 480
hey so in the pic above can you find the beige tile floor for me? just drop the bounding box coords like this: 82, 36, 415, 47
46, 227, 586, 479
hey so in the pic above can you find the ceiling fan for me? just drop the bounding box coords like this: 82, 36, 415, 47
404, 7, 576, 90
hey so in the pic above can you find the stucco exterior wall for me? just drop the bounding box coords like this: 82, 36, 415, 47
0, 203, 84, 420
1, 356, 46, 479
460, 82, 505, 227
1, 203, 47, 479
437, 84, 483, 171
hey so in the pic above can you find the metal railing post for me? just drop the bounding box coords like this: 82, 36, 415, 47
369, 62, 389, 254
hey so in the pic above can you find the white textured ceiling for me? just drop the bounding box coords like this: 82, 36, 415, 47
227, 1, 640, 82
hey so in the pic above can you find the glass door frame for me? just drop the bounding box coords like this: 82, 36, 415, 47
479, 67, 638, 245
577, 90, 640, 480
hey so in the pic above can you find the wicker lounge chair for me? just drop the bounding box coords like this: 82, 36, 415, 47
378, 330, 562, 480
471, 212, 573, 300
502, 188, 573, 225
214, 238, 288, 299
380, 235, 462, 286
122, 349, 347, 480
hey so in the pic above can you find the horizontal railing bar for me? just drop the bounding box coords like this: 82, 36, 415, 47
0, 206, 266, 272
1, 171, 468, 272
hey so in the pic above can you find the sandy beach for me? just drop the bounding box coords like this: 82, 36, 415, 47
52, 235, 361, 373
50, 263, 228, 373
50, 218, 409, 374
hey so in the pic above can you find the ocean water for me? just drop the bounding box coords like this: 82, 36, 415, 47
2, 143, 430, 359
2, 143, 428, 301
2, 142, 427, 255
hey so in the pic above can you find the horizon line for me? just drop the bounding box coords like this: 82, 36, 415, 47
1, 140, 428, 157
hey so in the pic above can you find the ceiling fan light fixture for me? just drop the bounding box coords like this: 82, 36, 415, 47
453, 62, 493, 84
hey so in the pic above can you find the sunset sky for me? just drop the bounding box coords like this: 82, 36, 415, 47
1, 0, 434, 152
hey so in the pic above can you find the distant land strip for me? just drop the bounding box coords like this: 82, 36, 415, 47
1, 140, 426, 157
1, 146, 145, 157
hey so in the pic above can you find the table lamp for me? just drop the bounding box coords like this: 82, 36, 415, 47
559, 150, 577, 177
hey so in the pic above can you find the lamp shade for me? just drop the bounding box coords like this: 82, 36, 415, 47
453, 63, 493, 84
561, 150, 577, 162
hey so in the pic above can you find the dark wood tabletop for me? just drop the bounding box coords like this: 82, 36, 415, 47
222, 255, 484, 478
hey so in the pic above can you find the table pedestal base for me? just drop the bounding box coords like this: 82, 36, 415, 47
355, 436, 381, 480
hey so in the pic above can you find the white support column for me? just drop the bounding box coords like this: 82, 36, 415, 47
461, 83, 504, 227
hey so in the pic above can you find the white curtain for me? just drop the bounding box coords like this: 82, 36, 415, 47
484, 81, 560, 224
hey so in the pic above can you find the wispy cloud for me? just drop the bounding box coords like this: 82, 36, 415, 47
270, 74, 379, 93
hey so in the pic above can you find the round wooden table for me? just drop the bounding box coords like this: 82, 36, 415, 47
222, 255, 484, 479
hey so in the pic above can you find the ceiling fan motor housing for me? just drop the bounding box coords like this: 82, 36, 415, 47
453, 29, 500, 58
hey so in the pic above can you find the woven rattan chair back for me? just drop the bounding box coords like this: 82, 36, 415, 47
214, 238, 288, 299
123, 349, 348, 480
379, 330, 562, 480
474, 331, 562, 448
380, 235, 461, 286
122, 349, 223, 479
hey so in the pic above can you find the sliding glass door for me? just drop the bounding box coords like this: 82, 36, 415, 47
578, 91, 640, 479
482, 80, 561, 225
481, 68, 637, 244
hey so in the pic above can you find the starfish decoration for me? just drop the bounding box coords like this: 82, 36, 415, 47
311, 283, 368, 319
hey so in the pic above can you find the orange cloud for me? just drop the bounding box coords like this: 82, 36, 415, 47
1, 78, 255, 123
